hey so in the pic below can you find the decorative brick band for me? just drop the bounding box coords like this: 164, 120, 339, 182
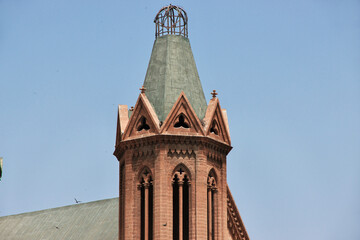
167, 149, 196, 159
114, 134, 232, 162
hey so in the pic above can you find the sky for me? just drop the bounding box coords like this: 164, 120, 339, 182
0, 0, 359, 239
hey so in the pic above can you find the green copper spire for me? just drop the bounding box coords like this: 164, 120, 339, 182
143, 6, 207, 122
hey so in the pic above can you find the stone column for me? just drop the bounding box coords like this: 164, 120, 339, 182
144, 183, 150, 240
178, 179, 184, 240
208, 186, 212, 240
207, 175, 216, 240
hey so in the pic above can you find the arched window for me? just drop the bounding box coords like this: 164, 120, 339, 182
139, 168, 153, 240
207, 170, 217, 240
172, 165, 191, 240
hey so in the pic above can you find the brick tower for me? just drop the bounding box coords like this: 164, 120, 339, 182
114, 5, 249, 240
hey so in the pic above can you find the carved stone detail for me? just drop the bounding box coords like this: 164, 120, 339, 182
207, 175, 217, 189
132, 149, 155, 159
167, 149, 196, 159
207, 152, 223, 169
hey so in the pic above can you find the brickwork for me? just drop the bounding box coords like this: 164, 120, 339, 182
113, 90, 249, 240
113, 6, 249, 237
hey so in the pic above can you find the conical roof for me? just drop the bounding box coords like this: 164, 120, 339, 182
143, 35, 207, 121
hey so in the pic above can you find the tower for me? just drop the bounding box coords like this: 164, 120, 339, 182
114, 5, 249, 240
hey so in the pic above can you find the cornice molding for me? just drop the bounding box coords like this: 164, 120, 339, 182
113, 134, 232, 161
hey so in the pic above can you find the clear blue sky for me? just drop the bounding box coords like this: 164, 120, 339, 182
1, 1, 359, 239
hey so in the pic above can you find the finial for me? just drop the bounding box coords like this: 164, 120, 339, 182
140, 85, 146, 94
211, 90, 218, 99
154, 5, 188, 38
130, 106, 134, 111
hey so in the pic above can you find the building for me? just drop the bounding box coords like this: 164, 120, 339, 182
0, 5, 249, 240
114, 5, 249, 240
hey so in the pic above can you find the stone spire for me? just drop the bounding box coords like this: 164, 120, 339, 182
143, 5, 207, 122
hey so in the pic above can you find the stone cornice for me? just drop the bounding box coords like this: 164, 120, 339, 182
113, 134, 232, 161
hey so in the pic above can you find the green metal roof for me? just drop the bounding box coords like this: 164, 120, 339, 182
143, 35, 207, 121
0, 198, 118, 240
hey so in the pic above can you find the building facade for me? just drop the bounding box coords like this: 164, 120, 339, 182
114, 5, 249, 240
0, 5, 250, 240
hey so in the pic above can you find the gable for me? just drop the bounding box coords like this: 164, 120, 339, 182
122, 93, 160, 141
203, 98, 231, 145
160, 91, 205, 136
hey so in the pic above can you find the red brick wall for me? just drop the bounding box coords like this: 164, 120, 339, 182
116, 136, 231, 240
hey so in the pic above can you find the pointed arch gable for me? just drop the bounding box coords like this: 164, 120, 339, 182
160, 91, 205, 136
122, 94, 160, 140
203, 98, 231, 145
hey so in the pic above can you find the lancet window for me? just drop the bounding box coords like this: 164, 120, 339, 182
207, 170, 217, 240
172, 166, 190, 240
139, 168, 153, 240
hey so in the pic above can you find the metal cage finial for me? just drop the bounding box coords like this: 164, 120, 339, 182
154, 5, 188, 38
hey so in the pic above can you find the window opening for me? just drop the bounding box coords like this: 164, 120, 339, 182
174, 114, 190, 128
138, 117, 150, 131
172, 167, 190, 240
209, 120, 219, 135
173, 175, 179, 240
207, 173, 217, 240
140, 169, 153, 240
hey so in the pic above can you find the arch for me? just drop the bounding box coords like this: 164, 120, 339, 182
138, 166, 153, 183
208, 168, 218, 187
172, 163, 191, 240
138, 166, 153, 240
207, 168, 218, 240
171, 163, 192, 181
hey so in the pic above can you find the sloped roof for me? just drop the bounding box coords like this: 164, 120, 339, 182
0, 192, 248, 240
0, 198, 118, 240
143, 35, 207, 121
227, 186, 250, 240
